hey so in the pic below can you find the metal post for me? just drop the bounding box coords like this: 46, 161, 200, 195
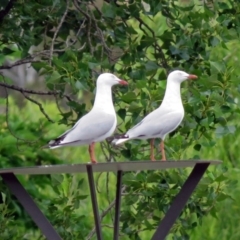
152, 163, 210, 240
86, 164, 103, 240
113, 171, 123, 240
1, 173, 62, 240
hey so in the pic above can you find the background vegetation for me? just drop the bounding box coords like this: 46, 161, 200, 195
0, 0, 240, 239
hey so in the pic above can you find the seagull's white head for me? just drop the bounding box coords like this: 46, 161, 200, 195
97, 73, 128, 86
167, 70, 198, 83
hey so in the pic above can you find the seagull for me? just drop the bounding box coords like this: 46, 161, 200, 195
113, 70, 197, 161
46, 73, 128, 163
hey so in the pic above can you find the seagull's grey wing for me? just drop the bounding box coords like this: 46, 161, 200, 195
50, 111, 116, 146
127, 111, 184, 138
63, 111, 115, 143
128, 108, 161, 132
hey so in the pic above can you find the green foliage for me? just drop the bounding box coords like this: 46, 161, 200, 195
0, 0, 240, 239
120, 166, 234, 239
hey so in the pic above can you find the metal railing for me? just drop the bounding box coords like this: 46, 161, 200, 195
0, 160, 221, 240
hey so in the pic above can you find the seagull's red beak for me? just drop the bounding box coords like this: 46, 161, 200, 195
119, 80, 128, 85
187, 74, 198, 80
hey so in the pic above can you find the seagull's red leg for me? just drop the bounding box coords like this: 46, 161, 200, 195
150, 139, 156, 161
89, 143, 97, 163
160, 140, 166, 161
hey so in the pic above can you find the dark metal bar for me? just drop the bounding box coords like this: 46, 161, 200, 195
151, 163, 210, 240
1, 172, 62, 240
86, 164, 103, 240
113, 171, 123, 240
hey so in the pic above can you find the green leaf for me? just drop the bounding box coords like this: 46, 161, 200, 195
121, 92, 137, 103
125, 195, 139, 205
47, 71, 62, 83
88, 62, 99, 69
75, 80, 88, 90
217, 192, 230, 201
220, 105, 231, 113
78, 178, 84, 188
194, 144, 201, 151
128, 102, 142, 112
215, 126, 236, 137
176, 5, 195, 11
78, 195, 88, 200
200, 118, 209, 127
102, 3, 116, 18
74, 199, 80, 209
145, 61, 159, 71
118, 108, 126, 120
51, 174, 64, 186
210, 61, 225, 73
1, 47, 15, 55
215, 174, 228, 182
32, 62, 51, 72
209, 206, 218, 219
209, 37, 220, 47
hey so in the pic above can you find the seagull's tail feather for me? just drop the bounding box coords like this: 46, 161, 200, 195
48, 140, 62, 149
112, 134, 130, 145
41, 140, 62, 149
113, 138, 129, 145
41, 144, 49, 149
41, 132, 69, 149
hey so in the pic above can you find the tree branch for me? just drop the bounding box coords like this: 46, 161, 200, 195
86, 199, 115, 240
73, 0, 91, 20
73, 0, 95, 55
21, 92, 54, 123
86, 186, 126, 239
135, 16, 170, 71
1, 74, 42, 145
49, 0, 70, 65
0, 58, 39, 70
0, 82, 73, 101
0, 0, 17, 23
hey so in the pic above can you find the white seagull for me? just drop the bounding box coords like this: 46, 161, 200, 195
113, 70, 197, 161
47, 73, 128, 163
